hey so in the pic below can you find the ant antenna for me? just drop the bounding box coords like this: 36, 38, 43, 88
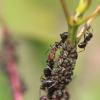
90, 26, 94, 33
86, 24, 93, 33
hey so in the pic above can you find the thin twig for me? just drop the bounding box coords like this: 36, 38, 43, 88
83, 6, 100, 23
78, 6, 100, 25
60, 0, 72, 25
75, 0, 91, 18
77, 6, 100, 42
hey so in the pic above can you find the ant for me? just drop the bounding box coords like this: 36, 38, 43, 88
60, 32, 69, 43
78, 29, 93, 50
44, 32, 69, 77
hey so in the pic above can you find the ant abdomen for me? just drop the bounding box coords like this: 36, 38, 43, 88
44, 66, 52, 77
78, 42, 87, 48
84, 32, 93, 42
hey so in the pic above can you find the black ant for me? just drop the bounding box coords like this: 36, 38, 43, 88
60, 32, 69, 43
78, 31, 93, 50
44, 32, 69, 77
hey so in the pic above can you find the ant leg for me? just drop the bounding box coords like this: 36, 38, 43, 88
78, 48, 85, 53
48, 82, 57, 89
83, 33, 86, 42
91, 27, 93, 33
87, 25, 93, 33
84, 34, 85, 39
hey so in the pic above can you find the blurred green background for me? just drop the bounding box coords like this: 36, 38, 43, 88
0, 0, 100, 100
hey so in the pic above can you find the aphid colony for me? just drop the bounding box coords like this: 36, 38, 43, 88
40, 30, 93, 100
40, 32, 78, 100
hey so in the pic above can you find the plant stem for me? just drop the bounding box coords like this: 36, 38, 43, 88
60, 0, 78, 45
2, 26, 23, 100
68, 25, 78, 46
75, 0, 91, 18
77, 6, 100, 43
60, 0, 72, 25
81, 6, 100, 24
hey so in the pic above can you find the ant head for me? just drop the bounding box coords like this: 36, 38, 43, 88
60, 32, 69, 42
88, 32, 93, 38
86, 32, 93, 40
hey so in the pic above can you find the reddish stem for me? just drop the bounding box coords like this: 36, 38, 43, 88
3, 26, 23, 100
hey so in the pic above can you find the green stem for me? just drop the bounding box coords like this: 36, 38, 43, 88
60, 0, 72, 25
68, 25, 78, 46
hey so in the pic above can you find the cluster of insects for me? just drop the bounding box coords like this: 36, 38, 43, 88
40, 27, 93, 100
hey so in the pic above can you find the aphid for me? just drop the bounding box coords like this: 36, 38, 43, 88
64, 91, 70, 100
55, 89, 63, 98
48, 87, 56, 99
78, 32, 93, 49
47, 42, 59, 62
44, 66, 52, 77
40, 96, 48, 100
69, 48, 78, 59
